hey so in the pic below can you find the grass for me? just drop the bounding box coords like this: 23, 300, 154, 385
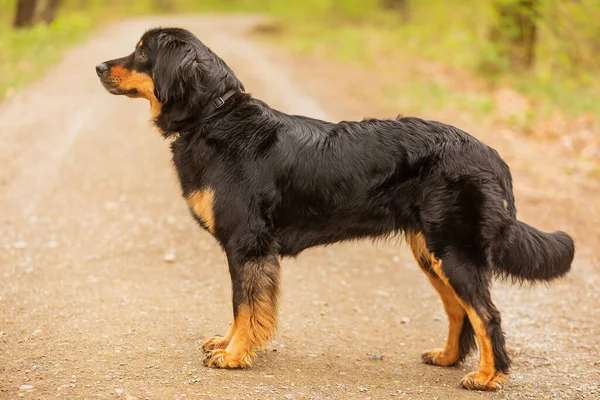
250, 0, 599, 161
1, 0, 598, 158
0, 11, 94, 98
0, 0, 318, 99
0, 0, 214, 99
380, 80, 495, 118
267, 8, 600, 119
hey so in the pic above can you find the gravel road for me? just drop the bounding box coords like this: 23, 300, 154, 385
1, 15, 598, 400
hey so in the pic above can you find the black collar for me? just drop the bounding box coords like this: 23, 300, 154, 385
170, 90, 241, 139
212, 90, 238, 109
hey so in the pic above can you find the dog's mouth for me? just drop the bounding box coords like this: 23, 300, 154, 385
99, 77, 138, 96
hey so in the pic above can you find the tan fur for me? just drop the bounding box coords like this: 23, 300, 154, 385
458, 304, 505, 390
408, 232, 465, 366
460, 370, 507, 391
408, 232, 505, 390
420, 275, 466, 366
407, 232, 449, 285
204, 257, 280, 368
109, 65, 162, 121
202, 319, 236, 351
241, 257, 280, 346
186, 189, 216, 233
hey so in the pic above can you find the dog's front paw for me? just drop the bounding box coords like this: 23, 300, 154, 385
202, 336, 229, 351
421, 348, 457, 367
460, 371, 507, 391
203, 348, 254, 369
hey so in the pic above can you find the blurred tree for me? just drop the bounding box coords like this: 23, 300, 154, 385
380, 0, 410, 22
41, 0, 61, 24
14, 0, 38, 27
491, 0, 539, 70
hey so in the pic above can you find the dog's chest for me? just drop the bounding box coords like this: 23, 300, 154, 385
185, 188, 215, 233
170, 137, 222, 234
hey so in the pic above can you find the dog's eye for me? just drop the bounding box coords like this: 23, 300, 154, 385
139, 50, 147, 59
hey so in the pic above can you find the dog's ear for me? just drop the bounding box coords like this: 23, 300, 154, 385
153, 37, 203, 103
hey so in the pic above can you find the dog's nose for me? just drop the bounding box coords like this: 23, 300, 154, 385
95, 63, 109, 76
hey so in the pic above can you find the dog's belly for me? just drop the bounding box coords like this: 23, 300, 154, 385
275, 213, 400, 256
272, 186, 422, 256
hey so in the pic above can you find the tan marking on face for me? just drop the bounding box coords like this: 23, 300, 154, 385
186, 188, 215, 233
137, 40, 143, 47
109, 65, 162, 121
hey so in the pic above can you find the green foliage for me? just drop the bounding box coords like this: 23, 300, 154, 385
1, 0, 599, 125
0, 7, 94, 97
258, 0, 600, 121
384, 80, 496, 117
0, 0, 201, 98
536, 0, 600, 83
0, 0, 384, 98
481, 0, 540, 73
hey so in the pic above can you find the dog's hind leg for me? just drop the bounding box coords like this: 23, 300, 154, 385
407, 232, 476, 367
435, 250, 510, 391
203, 252, 280, 369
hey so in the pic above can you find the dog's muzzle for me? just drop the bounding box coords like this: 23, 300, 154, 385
95, 63, 109, 76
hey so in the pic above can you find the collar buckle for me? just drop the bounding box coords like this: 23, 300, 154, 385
213, 96, 225, 108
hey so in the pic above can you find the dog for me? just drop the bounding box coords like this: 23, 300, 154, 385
96, 27, 574, 391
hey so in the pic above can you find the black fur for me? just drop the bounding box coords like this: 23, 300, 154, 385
96, 27, 575, 385
492, 220, 574, 282
152, 28, 245, 134
457, 316, 477, 363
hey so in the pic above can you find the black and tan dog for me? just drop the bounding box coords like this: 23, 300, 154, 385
96, 27, 574, 391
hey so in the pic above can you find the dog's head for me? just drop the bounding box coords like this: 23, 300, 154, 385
96, 27, 244, 135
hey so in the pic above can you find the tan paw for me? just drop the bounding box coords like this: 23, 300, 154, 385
460, 371, 507, 391
203, 348, 254, 369
421, 348, 458, 367
202, 336, 230, 351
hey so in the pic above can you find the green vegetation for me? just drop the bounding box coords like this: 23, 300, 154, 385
0, 11, 89, 97
230, 0, 598, 158
1, 0, 598, 152
253, 1, 600, 121
0, 0, 207, 98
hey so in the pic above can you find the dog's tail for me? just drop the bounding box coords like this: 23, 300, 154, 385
491, 220, 574, 282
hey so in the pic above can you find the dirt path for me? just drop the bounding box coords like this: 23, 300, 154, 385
1, 16, 598, 400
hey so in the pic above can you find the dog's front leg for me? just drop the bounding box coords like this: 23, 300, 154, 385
203, 252, 280, 368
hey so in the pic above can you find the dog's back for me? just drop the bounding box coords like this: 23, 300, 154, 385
257, 112, 512, 255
